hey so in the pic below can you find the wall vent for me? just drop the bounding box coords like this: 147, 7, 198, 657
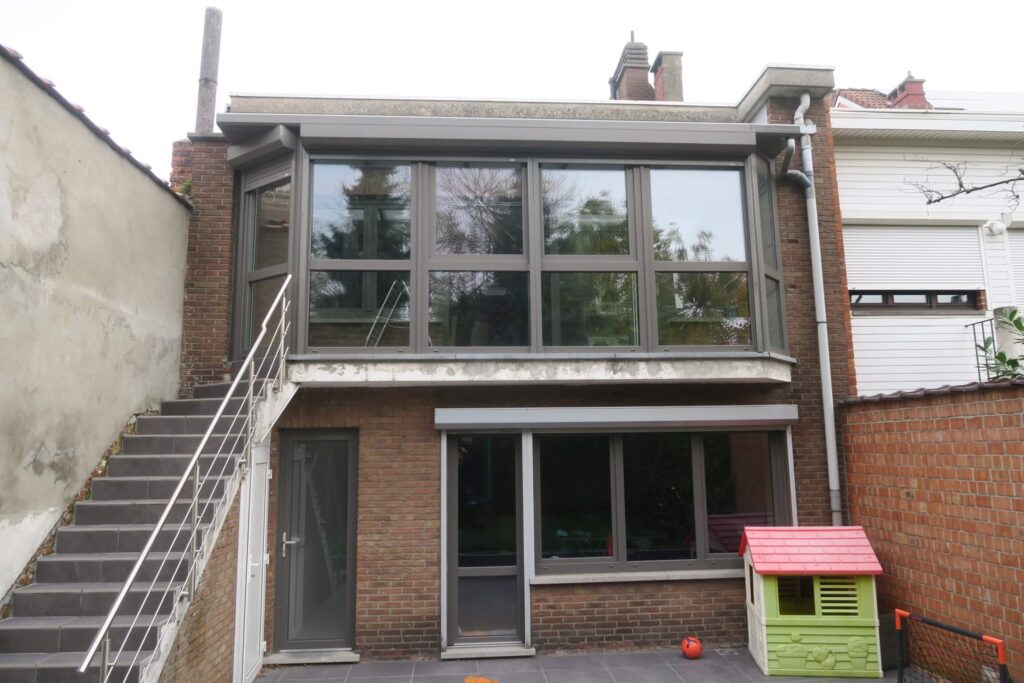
818, 576, 859, 616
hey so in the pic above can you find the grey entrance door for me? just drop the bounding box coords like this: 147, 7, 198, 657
275, 433, 357, 651
447, 434, 524, 645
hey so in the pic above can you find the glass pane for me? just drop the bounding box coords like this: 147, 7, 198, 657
542, 272, 639, 347
458, 576, 518, 638
537, 435, 613, 559
778, 576, 816, 615
892, 293, 927, 305
289, 440, 350, 642
850, 292, 883, 305
757, 159, 779, 270
311, 162, 411, 260
651, 169, 747, 262
436, 165, 524, 255
308, 271, 410, 347
655, 272, 751, 345
428, 271, 528, 347
542, 167, 629, 255
765, 276, 784, 349
622, 434, 695, 562
249, 276, 286, 346
703, 432, 774, 554
252, 180, 291, 270
457, 435, 518, 568
937, 292, 972, 305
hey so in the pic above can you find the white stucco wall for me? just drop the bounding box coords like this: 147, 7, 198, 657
0, 57, 190, 593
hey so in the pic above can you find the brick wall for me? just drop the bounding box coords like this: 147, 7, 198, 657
169, 139, 192, 195
160, 496, 240, 682
842, 385, 1024, 679
177, 136, 235, 398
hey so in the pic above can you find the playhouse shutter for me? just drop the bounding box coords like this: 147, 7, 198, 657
817, 577, 859, 616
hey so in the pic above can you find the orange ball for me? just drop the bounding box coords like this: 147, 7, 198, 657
681, 636, 703, 659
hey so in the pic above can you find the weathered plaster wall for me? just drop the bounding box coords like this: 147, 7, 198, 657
0, 57, 190, 592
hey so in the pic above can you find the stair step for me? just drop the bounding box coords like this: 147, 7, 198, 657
192, 378, 269, 399
90, 475, 228, 501
35, 553, 188, 584
134, 414, 238, 436
0, 615, 167, 654
0, 650, 150, 682
12, 582, 182, 618
56, 524, 209, 554
160, 396, 243, 416
106, 454, 237, 478
73, 500, 219, 526
121, 434, 245, 455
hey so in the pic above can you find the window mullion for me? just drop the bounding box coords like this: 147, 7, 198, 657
692, 433, 709, 562
635, 166, 658, 352
745, 155, 767, 352
612, 435, 627, 568
527, 158, 543, 351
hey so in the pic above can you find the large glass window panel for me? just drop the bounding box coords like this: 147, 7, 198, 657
253, 180, 291, 270
308, 270, 410, 347
428, 271, 528, 347
651, 169, 747, 263
436, 165, 524, 255
655, 272, 751, 346
703, 432, 774, 554
542, 167, 629, 255
456, 435, 518, 568
765, 276, 784, 349
457, 576, 518, 638
542, 272, 639, 347
249, 275, 286, 346
623, 434, 695, 562
537, 435, 613, 559
311, 163, 411, 260
756, 159, 780, 270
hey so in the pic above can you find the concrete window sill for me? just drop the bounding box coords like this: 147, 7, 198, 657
531, 568, 745, 585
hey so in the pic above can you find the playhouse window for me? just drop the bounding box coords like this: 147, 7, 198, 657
777, 576, 815, 615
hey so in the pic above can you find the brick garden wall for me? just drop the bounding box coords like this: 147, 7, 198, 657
842, 384, 1024, 680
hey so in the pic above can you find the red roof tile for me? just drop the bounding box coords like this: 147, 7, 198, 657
738, 526, 883, 576
833, 88, 891, 109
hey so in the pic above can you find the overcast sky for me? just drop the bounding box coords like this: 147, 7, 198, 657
4, 0, 1021, 180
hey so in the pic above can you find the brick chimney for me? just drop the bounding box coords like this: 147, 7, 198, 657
651, 51, 683, 101
609, 35, 655, 101
887, 72, 931, 109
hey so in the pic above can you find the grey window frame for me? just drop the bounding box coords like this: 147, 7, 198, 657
753, 156, 788, 352
850, 289, 982, 314
533, 429, 791, 575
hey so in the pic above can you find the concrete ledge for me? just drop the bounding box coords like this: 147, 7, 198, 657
441, 645, 536, 660
263, 649, 360, 665
531, 568, 745, 585
288, 355, 792, 387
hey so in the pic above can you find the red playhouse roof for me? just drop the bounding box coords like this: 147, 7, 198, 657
738, 526, 883, 576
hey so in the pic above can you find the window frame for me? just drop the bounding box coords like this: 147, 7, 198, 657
533, 429, 791, 576
849, 290, 981, 314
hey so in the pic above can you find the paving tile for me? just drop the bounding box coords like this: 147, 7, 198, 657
256, 668, 284, 681
475, 657, 541, 673
545, 668, 614, 682
670, 663, 750, 683
466, 672, 546, 683
539, 654, 606, 670
606, 664, 684, 682
412, 659, 478, 676
278, 664, 352, 680
602, 653, 670, 668
348, 661, 416, 678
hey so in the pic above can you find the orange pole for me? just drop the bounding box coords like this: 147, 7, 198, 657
895, 609, 910, 630
982, 635, 1007, 666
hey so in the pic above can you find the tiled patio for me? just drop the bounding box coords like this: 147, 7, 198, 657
256, 649, 899, 682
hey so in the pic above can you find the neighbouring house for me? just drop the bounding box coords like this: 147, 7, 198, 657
832, 75, 1024, 395
0, 29, 859, 683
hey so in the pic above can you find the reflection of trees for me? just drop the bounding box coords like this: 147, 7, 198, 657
430, 272, 528, 346
436, 167, 522, 254
622, 435, 694, 560
311, 165, 411, 260
543, 174, 628, 255
544, 273, 637, 346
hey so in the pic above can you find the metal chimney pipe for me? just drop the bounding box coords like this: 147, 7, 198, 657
194, 7, 222, 134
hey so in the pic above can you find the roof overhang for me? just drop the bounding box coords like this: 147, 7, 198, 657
831, 108, 1024, 145
434, 404, 799, 430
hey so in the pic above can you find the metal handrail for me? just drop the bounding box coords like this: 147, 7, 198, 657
966, 317, 997, 382
79, 274, 293, 681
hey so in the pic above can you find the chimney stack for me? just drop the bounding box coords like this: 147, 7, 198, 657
194, 7, 223, 134
887, 72, 930, 109
651, 51, 683, 102
609, 35, 655, 101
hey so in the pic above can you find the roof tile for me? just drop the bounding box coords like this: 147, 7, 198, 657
739, 526, 883, 576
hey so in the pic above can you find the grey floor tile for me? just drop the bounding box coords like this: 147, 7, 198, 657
544, 668, 614, 682
257, 669, 284, 681
670, 663, 749, 683
469, 673, 546, 683
539, 654, 606, 670
349, 662, 416, 678
606, 664, 684, 683
602, 653, 670, 668
476, 657, 541, 673
279, 664, 352, 680
412, 659, 478, 676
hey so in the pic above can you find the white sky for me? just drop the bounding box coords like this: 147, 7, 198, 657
4, 0, 1022, 180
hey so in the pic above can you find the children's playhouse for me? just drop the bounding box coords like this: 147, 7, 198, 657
739, 526, 884, 678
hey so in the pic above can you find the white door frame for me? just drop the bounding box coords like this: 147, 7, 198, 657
233, 444, 271, 682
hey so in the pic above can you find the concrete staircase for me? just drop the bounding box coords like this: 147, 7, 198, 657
0, 379, 255, 682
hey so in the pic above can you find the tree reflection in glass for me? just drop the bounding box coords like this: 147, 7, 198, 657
429, 271, 528, 347
311, 163, 411, 260
542, 168, 629, 255
436, 165, 523, 255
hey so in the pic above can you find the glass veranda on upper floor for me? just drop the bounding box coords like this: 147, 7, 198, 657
238, 153, 786, 357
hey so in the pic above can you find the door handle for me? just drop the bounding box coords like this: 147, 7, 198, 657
282, 532, 302, 558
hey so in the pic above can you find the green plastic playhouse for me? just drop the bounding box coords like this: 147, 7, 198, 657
739, 526, 883, 678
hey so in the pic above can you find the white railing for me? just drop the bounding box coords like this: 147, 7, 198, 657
79, 275, 292, 682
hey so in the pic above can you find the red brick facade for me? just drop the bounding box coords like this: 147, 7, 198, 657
169, 139, 192, 195
842, 386, 1024, 680
177, 136, 235, 398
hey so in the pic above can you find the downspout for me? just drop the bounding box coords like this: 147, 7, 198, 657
780, 92, 843, 526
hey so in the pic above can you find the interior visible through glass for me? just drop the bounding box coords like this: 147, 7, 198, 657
428, 271, 528, 346
436, 165, 524, 255
623, 433, 696, 561
655, 271, 751, 345
457, 435, 518, 567
288, 440, 350, 643
651, 168, 747, 263
537, 434, 613, 559
703, 432, 774, 553
252, 179, 291, 270
542, 272, 639, 346
308, 270, 410, 347
311, 163, 411, 260
249, 275, 286, 346
542, 167, 629, 255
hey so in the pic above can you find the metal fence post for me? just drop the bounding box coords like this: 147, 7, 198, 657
189, 463, 199, 599
101, 633, 110, 681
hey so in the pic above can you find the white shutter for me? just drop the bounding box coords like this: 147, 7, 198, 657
844, 226, 984, 290
1010, 229, 1024, 306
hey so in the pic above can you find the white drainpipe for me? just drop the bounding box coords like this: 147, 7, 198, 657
781, 92, 843, 526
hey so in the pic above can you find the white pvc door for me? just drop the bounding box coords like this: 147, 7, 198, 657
235, 445, 270, 682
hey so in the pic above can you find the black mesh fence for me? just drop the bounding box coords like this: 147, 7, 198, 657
897, 610, 1011, 683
